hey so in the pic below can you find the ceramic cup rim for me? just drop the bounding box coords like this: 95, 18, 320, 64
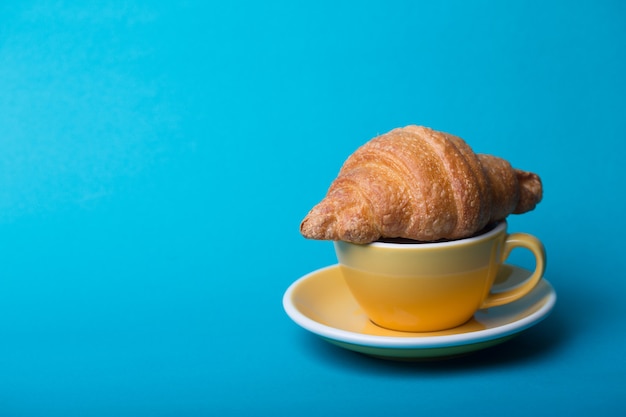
361, 220, 507, 250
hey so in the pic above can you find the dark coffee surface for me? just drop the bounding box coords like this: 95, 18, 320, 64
376, 222, 499, 244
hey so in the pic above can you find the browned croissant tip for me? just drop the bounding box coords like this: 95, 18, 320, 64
301, 125, 542, 243
513, 170, 543, 214
300, 193, 380, 243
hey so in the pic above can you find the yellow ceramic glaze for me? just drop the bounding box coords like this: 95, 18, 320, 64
282, 264, 556, 360
334, 221, 546, 332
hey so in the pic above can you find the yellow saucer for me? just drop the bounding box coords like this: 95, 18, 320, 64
283, 264, 556, 360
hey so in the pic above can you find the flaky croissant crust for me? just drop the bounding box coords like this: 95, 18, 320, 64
300, 125, 542, 243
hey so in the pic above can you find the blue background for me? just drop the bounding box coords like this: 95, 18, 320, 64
1, 1, 624, 415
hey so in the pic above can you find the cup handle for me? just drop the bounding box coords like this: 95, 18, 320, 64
480, 232, 546, 309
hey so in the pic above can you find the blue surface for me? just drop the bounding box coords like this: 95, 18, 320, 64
1, 1, 624, 415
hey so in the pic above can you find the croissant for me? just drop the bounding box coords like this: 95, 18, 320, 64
300, 125, 542, 244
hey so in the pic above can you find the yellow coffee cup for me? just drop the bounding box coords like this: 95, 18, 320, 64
334, 221, 546, 332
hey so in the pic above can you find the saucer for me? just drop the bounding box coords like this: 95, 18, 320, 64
283, 264, 556, 360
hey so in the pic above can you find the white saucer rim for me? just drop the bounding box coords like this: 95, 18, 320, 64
283, 264, 557, 349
